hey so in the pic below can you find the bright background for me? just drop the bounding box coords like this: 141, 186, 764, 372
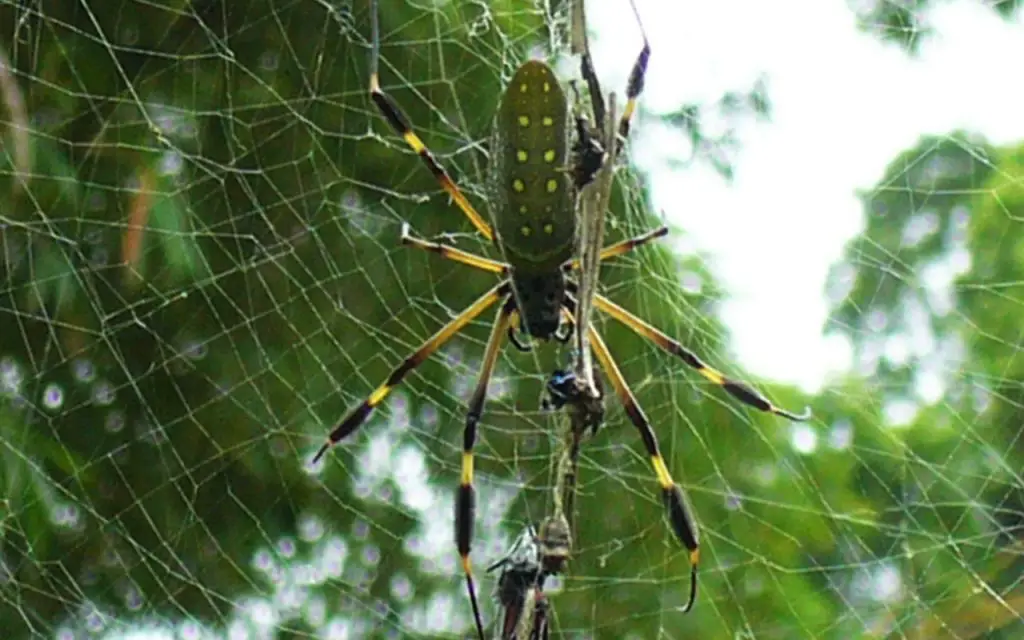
590, 0, 1024, 393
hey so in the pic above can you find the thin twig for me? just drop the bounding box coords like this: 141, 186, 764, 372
557, 92, 617, 543
573, 92, 617, 397
569, 0, 618, 412
547, 0, 623, 588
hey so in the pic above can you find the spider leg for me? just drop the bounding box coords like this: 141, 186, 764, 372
577, 47, 606, 137
311, 281, 510, 463
595, 225, 668, 262
507, 327, 533, 352
397, 222, 527, 353
369, 0, 494, 241
616, 1, 650, 148
400, 223, 508, 274
562, 226, 669, 272
572, 0, 650, 152
586, 323, 699, 612
571, 0, 606, 131
592, 293, 812, 421
457, 297, 517, 640
507, 311, 535, 353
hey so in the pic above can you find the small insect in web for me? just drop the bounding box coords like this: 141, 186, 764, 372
311, 1, 812, 638
486, 519, 570, 640
485, 392, 589, 640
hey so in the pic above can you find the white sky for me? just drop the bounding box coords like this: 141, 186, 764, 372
589, 0, 1024, 394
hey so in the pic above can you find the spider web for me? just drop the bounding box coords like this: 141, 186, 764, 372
2, 0, 1024, 639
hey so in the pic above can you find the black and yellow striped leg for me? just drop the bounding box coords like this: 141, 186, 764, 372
586, 323, 699, 612
311, 281, 510, 463
457, 297, 517, 640
616, 29, 649, 146
597, 225, 668, 262
397, 221, 667, 279
399, 223, 509, 274
576, 0, 650, 150
572, 0, 606, 133
368, 0, 494, 241
593, 293, 812, 421
563, 225, 669, 272
394, 223, 526, 357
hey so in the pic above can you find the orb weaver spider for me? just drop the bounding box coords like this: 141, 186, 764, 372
312, 1, 811, 637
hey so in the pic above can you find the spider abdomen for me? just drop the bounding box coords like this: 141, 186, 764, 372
487, 60, 576, 339
488, 60, 576, 270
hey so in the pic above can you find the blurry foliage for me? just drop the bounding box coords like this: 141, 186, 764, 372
825, 132, 995, 396
854, 0, 1022, 53
825, 132, 1024, 637
663, 76, 772, 182
0, 0, 1021, 639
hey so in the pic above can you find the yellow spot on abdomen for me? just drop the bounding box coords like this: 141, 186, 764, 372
542, 116, 554, 127
546, 179, 558, 193
543, 82, 551, 93
519, 205, 528, 214
518, 115, 530, 127
543, 149, 556, 163
543, 223, 554, 234
520, 224, 532, 237
513, 179, 525, 192
516, 150, 528, 163
519, 83, 528, 93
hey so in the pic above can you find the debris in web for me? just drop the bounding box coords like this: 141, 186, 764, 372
564, 0, 619, 439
